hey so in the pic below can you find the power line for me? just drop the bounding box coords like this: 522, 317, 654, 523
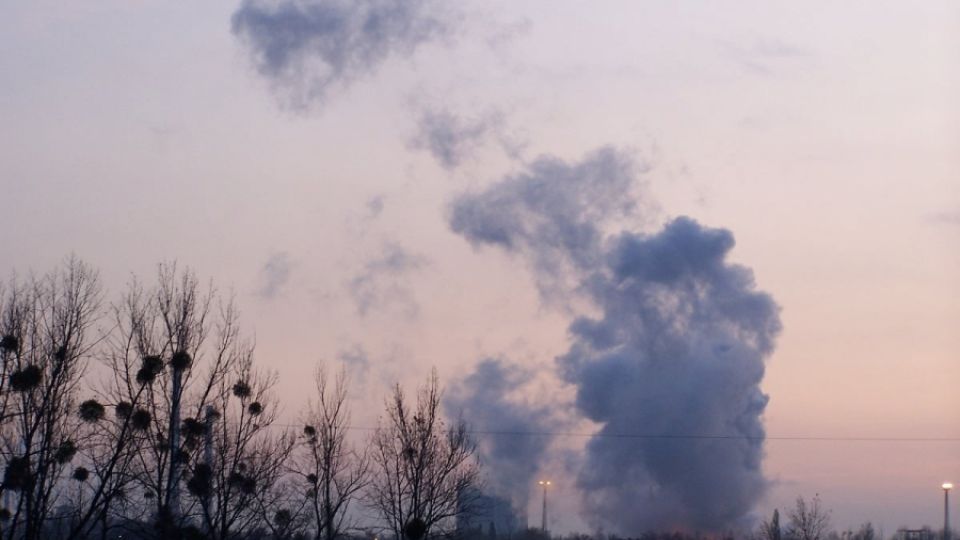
269, 423, 960, 443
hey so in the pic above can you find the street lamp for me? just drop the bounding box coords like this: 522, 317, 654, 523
944, 483, 953, 540
538, 480, 552, 534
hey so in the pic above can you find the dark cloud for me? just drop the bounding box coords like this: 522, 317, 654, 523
232, 0, 455, 108
446, 358, 560, 510
257, 252, 293, 299
448, 148, 781, 533
409, 107, 506, 170
347, 242, 426, 317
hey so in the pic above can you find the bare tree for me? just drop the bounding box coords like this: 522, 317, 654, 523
0, 260, 302, 539
368, 370, 480, 540
786, 495, 832, 540
295, 365, 368, 540
0, 257, 103, 540
184, 349, 295, 540
94, 263, 291, 539
850, 522, 876, 540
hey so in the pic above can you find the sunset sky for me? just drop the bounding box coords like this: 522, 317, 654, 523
1, 1, 958, 535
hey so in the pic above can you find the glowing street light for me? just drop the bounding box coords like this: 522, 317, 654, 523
944, 483, 953, 540
538, 480, 552, 534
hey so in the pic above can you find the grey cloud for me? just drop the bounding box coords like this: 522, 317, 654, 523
232, 0, 455, 108
257, 252, 293, 299
446, 358, 560, 510
448, 147, 781, 533
347, 242, 426, 317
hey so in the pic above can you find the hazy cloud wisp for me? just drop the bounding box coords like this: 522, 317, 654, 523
347, 242, 426, 317
257, 252, 293, 299
409, 107, 507, 170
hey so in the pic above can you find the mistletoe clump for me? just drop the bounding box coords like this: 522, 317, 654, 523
0, 335, 18, 352
79, 399, 106, 423
137, 355, 164, 385
232, 380, 252, 398
3, 457, 32, 491
72, 467, 90, 482
10, 365, 42, 392
187, 463, 213, 498
170, 350, 192, 370
115, 401, 133, 419
55, 440, 78, 464
131, 408, 152, 431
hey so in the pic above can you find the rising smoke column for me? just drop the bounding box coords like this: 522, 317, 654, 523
450, 147, 781, 533
446, 358, 558, 511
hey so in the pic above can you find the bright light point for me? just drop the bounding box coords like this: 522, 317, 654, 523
944, 482, 953, 490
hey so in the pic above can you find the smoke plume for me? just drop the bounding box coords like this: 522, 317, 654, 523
232, 0, 453, 108
450, 147, 641, 301
446, 358, 558, 510
450, 148, 781, 533
410, 107, 505, 170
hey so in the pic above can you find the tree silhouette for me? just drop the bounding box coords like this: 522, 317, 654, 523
368, 371, 480, 540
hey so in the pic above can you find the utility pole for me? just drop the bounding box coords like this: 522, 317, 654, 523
538, 480, 551, 535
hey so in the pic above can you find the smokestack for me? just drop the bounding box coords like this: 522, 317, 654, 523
167, 368, 182, 518
204, 405, 216, 471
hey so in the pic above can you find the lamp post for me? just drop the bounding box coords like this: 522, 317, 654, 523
944, 483, 953, 540
538, 480, 551, 534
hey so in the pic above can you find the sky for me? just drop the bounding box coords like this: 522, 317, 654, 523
1, 0, 959, 535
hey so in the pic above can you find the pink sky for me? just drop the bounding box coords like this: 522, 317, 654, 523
1, 0, 958, 534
